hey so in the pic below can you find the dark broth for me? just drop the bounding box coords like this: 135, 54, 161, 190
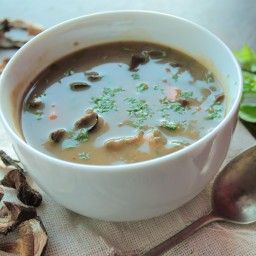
20, 41, 225, 165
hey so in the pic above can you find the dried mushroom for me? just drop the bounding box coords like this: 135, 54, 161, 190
0, 150, 23, 173
0, 18, 43, 49
70, 82, 90, 91
105, 131, 144, 150
85, 71, 103, 82
0, 201, 36, 235
129, 53, 149, 71
75, 109, 98, 131
1, 169, 42, 207
49, 129, 67, 143
215, 93, 225, 103
27, 99, 44, 110
0, 186, 4, 201
0, 218, 47, 256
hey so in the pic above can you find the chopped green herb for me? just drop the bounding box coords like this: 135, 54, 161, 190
206, 102, 223, 120
73, 129, 89, 143
160, 120, 178, 131
136, 83, 149, 92
204, 72, 215, 83
154, 85, 160, 90
91, 87, 124, 113
172, 73, 179, 82
35, 111, 43, 120
180, 91, 193, 99
125, 97, 153, 127
78, 152, 90, 160
235, 45, 256, 122
131, 73, 140, 80
64, 70, 75, 77
160, 97, 186, 117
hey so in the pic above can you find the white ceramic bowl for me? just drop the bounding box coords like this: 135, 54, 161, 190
0, 11, 242, 221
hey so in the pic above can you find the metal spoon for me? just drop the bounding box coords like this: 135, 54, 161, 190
144, 145, 256, 256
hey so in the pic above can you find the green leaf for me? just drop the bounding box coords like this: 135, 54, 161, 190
242, 71, 256, 94
235, 45, 256, 123
239, 105, 256, 123
235, 45, 256, 73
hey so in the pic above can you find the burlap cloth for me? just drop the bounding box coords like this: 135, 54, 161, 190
0, 120, 256, 256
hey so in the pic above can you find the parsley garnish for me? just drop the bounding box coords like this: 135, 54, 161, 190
78, 152, 90, 160
206, 102, 223, 120
136, 83, 149, 92
131, 73, 140, 80
159, 97, 186, 117
160, 120, 178, 131
180, 91, 193, 99
125, 97, 153, 127
35, 111, 43, 120
172, 73, 179, 82
91, 87, 124, 113
73, 129, 89, 143
154, 85, 160, 90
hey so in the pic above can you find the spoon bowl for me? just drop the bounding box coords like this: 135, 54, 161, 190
212, 145, 256, 224
144, 145, 256, 256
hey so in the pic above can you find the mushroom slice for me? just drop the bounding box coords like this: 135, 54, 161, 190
0, 150, 23, 173
0, 218, 48, 256
0, 19, 43, 49
85, 71, 103, 82
0, 201, 37, 235
27, 99, 44, 110
49, 129, 67, 143
215, 93, 225, 103
69, 82, 90, 91
105, 131, 144, 150
1, 169, 42, 207
129, 53, 149, 71
75, 109, 98, 131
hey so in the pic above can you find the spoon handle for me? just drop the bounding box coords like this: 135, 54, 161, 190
143, 211, 223, 256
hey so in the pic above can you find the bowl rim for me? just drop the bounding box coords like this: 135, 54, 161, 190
0, 10, 243, 173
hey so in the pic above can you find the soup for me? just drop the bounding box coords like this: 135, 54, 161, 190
20, 41, 225, 165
